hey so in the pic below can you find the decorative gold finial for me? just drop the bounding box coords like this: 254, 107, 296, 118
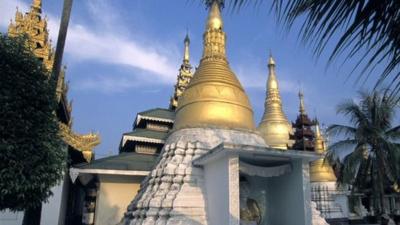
257, 54, 292, 149
314, 119, 325, 152
173, 1, 255, 130
183, 32, 190, 64
169, 34, 194, 110
268, 54, 275, 66
33, 0, 42, 10
207, 1, 223, 30
8, 0, 52, 71
201, 1, 226, 61
299, 90, 306, 115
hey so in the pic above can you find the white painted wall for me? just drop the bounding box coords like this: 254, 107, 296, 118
0, 210, 23, 225
204, 156, 230, 225
266, 160, 311, 225
41, 182, 64, 225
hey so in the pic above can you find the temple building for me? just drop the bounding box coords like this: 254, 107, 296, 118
6, 1, 400, 225
290, 91, 316, 151
290, 92, 348, 224
69, 35, 193, 225
2, 1, 100, 224
121, 2, 321, 225
310, 120, 348, 224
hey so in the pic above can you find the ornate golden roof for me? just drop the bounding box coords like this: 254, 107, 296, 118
8, 0, 53, 72
169, 34, 194, 110
8, 0, 100, 160
257, 55, 292, 149
173, 2, 255, 130
59, 123, 100, 162
310, 121, 337, 182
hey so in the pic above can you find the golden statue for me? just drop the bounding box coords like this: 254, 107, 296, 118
240, 177, 262, 225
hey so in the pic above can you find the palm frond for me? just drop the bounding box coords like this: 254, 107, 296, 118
339, 145, 366, 185
386, 125, 400, 140
326, 139, 358, 162
336, 99, 368, 127
327, 124, 356, 138
380, 141, 400, 183
226, 0, 400, 98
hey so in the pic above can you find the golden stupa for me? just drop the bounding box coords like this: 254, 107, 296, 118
257, 56, 292, 149
174, 2, 255, 130
310, 121, 337, 182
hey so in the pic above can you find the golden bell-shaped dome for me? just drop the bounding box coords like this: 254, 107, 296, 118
310, 121, 337, 182
173, 2, 255, 130
257, 56, 292, 149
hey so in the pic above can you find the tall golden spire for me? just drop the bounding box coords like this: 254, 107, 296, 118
299, 90, 306, 115
314, 120, 325, 153
183, 33, 190, 64
169, 33, 194, 110
173, 1, 255, 130
310, 120, 337, 182
257, 54, 292, 149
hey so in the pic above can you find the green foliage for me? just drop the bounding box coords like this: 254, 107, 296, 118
326, 90, 400, 213
0, 34, 66, 211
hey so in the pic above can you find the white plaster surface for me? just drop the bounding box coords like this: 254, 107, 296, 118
311, 181, 346, 219
311, 201, 330, 225
120, 128, 265, 225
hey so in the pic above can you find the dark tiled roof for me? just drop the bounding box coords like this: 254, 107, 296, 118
137, 108, 175, 121
123, 128, 169, 141
74, 152, 159, 171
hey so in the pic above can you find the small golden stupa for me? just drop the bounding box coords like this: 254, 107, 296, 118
173, 2, 255, 131
310, 121, 337, 182
257, 56, 292, 149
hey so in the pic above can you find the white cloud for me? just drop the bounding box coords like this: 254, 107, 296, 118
0, 0, 28, 28
1, 0, 179, 91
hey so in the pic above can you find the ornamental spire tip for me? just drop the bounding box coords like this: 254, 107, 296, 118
206, 1, 223, 30
299, 89, 306, 115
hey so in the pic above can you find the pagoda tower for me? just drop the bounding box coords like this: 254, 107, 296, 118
122, 2, 265, 224
8, 0, 54, 72
169, 34, 194, 110
7, 0, 100, 161
257, 55, 292, 149
310, 121, 347, 222
291, 90, 316, 151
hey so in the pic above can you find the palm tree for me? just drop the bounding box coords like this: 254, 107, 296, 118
326, 91, 400, 223
216, 0, 400, 97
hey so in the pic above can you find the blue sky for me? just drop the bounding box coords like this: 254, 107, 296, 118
0, 0, 384, 157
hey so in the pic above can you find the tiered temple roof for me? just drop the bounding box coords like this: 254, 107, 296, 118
119, 108, 174, 154
290, 91, 316, 151
8, 0, 100, 163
